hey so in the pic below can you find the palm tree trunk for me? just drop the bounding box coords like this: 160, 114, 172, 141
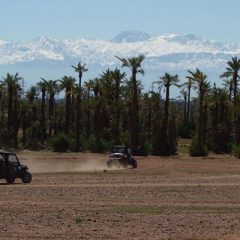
41, 89, 46, 145
233, 70, 239, 143
233, 71, 238, 112
94, 102, 101, 147
0, 89, 2, 119
198, 82, 204, 150
202, 103, 208, 144
163, 83, 170, 139
85, 89, 91, 139
147, 107, 152, 141
71, 94, 75, 123
32, 105, 38, 145
184, 95, 187, 122
65, 89, 71, 134
79, 73, 82, 87
75, 74, 82, 150
229, 84, 233, 100
115, 79, 120, 144
86, 108, 91, 139
48, 93, 54, 138
8, 85, 13, 132
13, 88, 18, 148
187, 86, 191, 121
131, 70, 140, 152
75, 92, 81, 151
22, 108, 26, 148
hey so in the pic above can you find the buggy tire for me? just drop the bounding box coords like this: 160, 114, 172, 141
5, 177, 15, 184
107, 160, 113, 168
131, 159, 137, 169
22, 172, 32, 183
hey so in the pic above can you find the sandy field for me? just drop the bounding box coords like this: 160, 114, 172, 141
1, 151, 240, 239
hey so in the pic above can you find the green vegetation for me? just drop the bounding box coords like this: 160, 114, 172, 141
0, 56, 240, 157
52, 133, 71, 152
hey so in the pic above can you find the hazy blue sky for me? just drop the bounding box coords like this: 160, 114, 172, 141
0, 0, 239, 42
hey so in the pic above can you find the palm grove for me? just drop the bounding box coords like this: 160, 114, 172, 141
0, 55, 240, 157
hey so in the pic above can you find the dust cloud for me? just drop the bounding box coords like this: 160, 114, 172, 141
21, 153, 123, 173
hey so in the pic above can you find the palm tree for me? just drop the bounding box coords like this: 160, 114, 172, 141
37, 78, 48, 144
71, 62, 88, 87
46, 80, 59, 137
59, 76, 76, 134
221, 57, 240, 143
0, 83, 4, 120
1, 73, 22, 147
101, 68, 126, 144
100, 69, 114, 101
83, 80, 94, 139
187, 69, 209, 152
1, 73, 22, 132
72, 63, 88, 150
162, 73, 179, 136
221, 57, 240, 108
184, 76, 194, 121
91, 78, 102, 148
202, 81, 211, 145
208, 86, 230, 153
111, 69, 126, 144
116, 55, 145, 153
222, 78, 233, 100
72, 84, 82, 151
180, 88, 188, 122
154, 73, 179, 155
26, 86, 38, 104
26, 86, 38, 141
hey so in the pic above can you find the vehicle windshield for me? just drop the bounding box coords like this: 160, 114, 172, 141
112, 147, 127, 154
8, 155, 19, 164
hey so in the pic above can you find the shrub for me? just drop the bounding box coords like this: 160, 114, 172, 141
52, 133, 70, 152
82, 135, 99, 152
0, 128, 12, 148
189, 137, 208, 157
139, 141, 151, 156
81, 135, 113, 153
152, 117, 178, 156
232, 144, 240, 158
178, 121, 194, 139
208, 125, 232, 154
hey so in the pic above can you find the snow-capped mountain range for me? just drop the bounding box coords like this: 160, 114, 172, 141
0, 30, 239, 87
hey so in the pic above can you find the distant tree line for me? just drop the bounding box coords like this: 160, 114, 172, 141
0, 55, 240, 157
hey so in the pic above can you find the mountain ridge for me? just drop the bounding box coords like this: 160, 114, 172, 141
0, 31, 239, 66
0, 31, 239, 87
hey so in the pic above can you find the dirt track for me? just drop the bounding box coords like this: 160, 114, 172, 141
1, 152, 240, 239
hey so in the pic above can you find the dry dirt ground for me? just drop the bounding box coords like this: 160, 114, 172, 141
1, 151, 240, 239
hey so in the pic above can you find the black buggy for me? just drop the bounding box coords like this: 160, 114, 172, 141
0, 150, 32, 184
107, 146, 137, 169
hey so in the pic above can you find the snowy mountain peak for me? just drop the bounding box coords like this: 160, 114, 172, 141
157, 33, 204, 43
111, 30, 151, 43
0, 32, 239, 84
32, 36, 60, 46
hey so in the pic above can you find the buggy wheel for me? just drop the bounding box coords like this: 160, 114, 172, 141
5, 177, 15, 184
22, 172, 32, 183
107, 160, 113, 168
131, 159, 137, 169
120, 160, 128, 168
